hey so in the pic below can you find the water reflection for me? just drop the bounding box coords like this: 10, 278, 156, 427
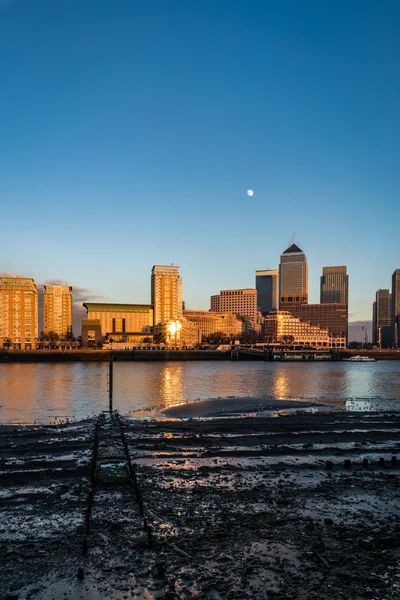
0, 361, 399, 423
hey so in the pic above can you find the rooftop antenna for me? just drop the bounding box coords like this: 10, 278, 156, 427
288, 232, 296, 246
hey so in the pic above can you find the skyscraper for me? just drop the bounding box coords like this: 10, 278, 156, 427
320, 266, 349, 305
151, 265, 183, 326
255, 269, 279, 315
279, 243, 308, 314
0, 276, 38, 349
392, 269, 400, 348
373, 289, 392, 348
43, 284, 73, 338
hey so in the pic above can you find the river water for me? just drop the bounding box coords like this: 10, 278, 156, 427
0, 361, 400, 424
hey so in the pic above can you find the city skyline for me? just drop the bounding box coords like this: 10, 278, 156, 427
0, 249, 399, 342
1, 2, 399, 342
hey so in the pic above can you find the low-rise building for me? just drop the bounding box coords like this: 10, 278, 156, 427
184, 310, 243, 340
264, 311, 346, 348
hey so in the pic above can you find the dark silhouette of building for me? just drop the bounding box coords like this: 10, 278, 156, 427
373, 289, 392, 348
255, 269, 278, 315
392, 270, 400, 348
320, 266, 348, 305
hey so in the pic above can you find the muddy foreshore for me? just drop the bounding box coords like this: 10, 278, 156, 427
1, 410, 400, 599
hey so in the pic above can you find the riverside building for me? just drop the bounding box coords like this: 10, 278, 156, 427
392, 269, 400, 348
183, 310, 243, 340
320, 266, 349, 305
279, 244, 308, 314
373, 290, 392, 348
0, 276, 38, 349
299, 303, 348, 345
264, 311, 345, 348
43, 284, 73, 338
210, 289, 259, 332
255, 269, 279, 315
82, 303, 153, 346
151, 265, 183, 327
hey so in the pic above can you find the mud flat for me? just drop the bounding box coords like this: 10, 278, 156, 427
1, 410, 400, 599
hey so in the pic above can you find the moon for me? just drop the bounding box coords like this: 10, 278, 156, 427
247, 189, 254, 197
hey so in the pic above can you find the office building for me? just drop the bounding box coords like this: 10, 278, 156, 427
255, 269, 279, 315
320, 266, 349, 305
82, 303, 153, 346
0, 276, 38, 349
299, 303, 348, 343
372, 290, 392, 348
264, 311, 345, 348
392, 269, 400, 348
43, 284, 73, 338
184, 310, 243, 340
151, 265, 183, 326
279, 244, 308, 313
210, 289, 258, 321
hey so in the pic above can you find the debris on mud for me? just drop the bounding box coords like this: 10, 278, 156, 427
0, 410, 399, 599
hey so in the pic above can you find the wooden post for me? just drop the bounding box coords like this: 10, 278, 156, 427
109, 352, 113, 413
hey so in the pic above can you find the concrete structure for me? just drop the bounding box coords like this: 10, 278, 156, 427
81, 319, 102, 347
299, 303, 348, 344
210, 289, 258, 322
279, 244, 308, 313
392, 269, 400, 348
82, 303, 153, 345
43, 284, 73, 338
264, 310, 345, 348
255, 269, 279, 315
0, 276, 38, 349
373, 290, 392, 348
320, 266, 349, 305
184, 310, 243, 340
151, 265, 183, 327
210, 295, 221, 312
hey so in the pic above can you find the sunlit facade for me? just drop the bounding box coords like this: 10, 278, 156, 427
151, 265, 183, 326
210, 288, 259, 329
0, 276, 38, 349
83, 303, 153, 339
158, 318, 200, 347
43, 284, 73, 338
264, 310, 345, 348
184, 310, 243, 339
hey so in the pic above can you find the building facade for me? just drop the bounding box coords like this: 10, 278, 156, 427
43, 284, 73, 338
299, 303, 348, 343
210, 289, 258, 322
279, 244, 308, 313
255, 269, 279, 315
151, 265, 183, 327
83, 303, 153, 344
184, 310, 243, 340
392, 269, 400, 348
320, 266, 349, 305
264, 311, 345, 348
210, 295, 221, 312
372, 289, 392, 348
0, 276, 38, 349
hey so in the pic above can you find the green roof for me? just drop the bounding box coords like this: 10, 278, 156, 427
84, 303, 153, 313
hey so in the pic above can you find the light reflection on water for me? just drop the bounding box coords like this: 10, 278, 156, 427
0, 361, 399, 423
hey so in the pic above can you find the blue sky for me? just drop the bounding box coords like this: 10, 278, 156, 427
0, 0, 399, 339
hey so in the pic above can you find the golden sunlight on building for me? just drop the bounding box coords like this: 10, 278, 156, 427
0, 276, 38, 349
264, 310, 346, 348
183, 310, 243, 340
43, 284, 72, 338
151, 265, 183, 326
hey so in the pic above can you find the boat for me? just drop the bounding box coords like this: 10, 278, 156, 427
342, 355, 376, 362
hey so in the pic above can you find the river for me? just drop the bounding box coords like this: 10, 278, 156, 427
0, 360, 399, 424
